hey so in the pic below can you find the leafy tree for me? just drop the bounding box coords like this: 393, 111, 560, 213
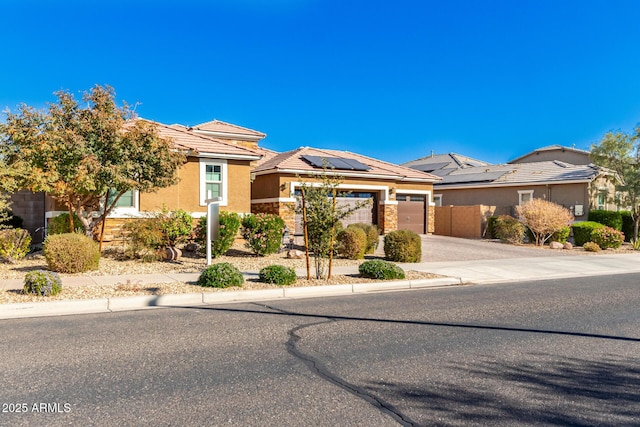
515, 199, 573, 246
0, 157, 19, 227
591, 129, 640, 240
0, 85, 185, 239
296, 171, 371, 279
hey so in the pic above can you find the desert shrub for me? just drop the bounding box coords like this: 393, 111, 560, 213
0, 209, 24, 229
259, 265, 297, 286
620, 211, 634, 242
384, 229, 422, 263
336, 226, 367, 260
359, 259, 405, 280
44, 233, 100, 273
590, 226, 624, 249
494, 215, 525, 244
0, 228, 32, 263
197, 262, 244, 288
48, 213, 86, 235
549, 226, 571, 243
348, 223, 379, 254
158, 208, 193, 246
583, 242, 601, 252
23, 270, 62, 296
486, 216, 498, 239
241, 213, 285, 256
572, 221, 604, 246
631, 238, 640, 250
122, 218, 165, 261
194, 211, 241, 257
588, 210, 623, 231
515, 199, 574, 246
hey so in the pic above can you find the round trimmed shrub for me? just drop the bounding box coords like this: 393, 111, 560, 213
348, 223, 379, 254
241, 213, 285, 256
337, 227, 367, 260
590, 225, 624, 249
44, 233, 100, 273
0, 228, 32, 263
384, 229, 422, 263
359, 260, 405, 280
572, 221, 604, 247
494, 215, 525, 244
259, 265, 297, 286
194, 211, 241, 257
24, 270, 62, 296
549, 226, 571, 244
583, 242, 601, 252
48, 213, 86, 235
197, 262, 244, 288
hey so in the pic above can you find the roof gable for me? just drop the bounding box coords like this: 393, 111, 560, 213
191, 119, 266, 141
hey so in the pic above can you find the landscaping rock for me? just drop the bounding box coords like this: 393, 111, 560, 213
563, 242, 573, 250
287, 250, 304, 259
549, 241, 564, 249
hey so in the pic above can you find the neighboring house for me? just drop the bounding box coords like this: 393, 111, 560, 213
8, 190, 46, 244
404, 152, 619, 219
45, 119, 264, 241
251, 147, 441, 235
509, 145, 592, 165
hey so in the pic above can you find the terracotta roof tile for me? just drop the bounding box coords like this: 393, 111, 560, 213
191, 119, 266, 138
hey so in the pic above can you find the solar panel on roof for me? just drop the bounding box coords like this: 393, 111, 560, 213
301, 155, 371, 171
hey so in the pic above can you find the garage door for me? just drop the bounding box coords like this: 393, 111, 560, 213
397, 194, 426, 234
294, 193, 376, 235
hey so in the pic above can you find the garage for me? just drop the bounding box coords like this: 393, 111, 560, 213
294, 192, 377, 235
397, 194, 427, 234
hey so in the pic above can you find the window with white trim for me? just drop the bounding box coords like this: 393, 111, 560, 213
518, 190, 534, 205
433, 194, 443, 207
200, 159, 228, 206
106, 189, 139, 215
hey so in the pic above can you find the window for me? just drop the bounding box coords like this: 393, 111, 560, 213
106, 189, 138, 214
597, 190, 607, 210
200, 160, 227, 206
433, 195, 442, 207
518, 190, 534, 205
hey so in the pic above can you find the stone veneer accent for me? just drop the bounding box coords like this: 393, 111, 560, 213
251, 201, 296, 234
378, 202, 398, 234
428, 204, 435, 234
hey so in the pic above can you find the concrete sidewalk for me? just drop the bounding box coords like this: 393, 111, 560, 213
3, 252, 640, 320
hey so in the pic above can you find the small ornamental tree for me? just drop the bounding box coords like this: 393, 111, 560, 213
515, 199, 574, 246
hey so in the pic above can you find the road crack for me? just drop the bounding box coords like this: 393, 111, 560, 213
253, 303, 419, 426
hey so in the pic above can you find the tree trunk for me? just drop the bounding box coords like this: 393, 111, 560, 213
301, 187, 311, 280
327, 189, 337, 279
68, 205, 75, 233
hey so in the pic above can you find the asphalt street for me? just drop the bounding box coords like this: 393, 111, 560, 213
1, 274, 639, 426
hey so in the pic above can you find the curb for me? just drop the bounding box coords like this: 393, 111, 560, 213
0, 277, 463, 320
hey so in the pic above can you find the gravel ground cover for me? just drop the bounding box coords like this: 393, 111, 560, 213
0, 241, 438, 304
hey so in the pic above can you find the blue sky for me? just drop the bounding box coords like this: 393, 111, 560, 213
2, 0, 639, 165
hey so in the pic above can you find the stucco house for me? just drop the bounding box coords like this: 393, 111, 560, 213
509, 145, 591, 165
403, 151, 619, 220
251, 147, 441, 235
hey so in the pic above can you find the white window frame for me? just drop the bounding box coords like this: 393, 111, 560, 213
107, 190, 139, 217
200, 159, 228, 207
518, 190, 534, 205
433, 194, 443, 207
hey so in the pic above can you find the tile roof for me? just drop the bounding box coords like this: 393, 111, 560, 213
402, 153, 491, 173
436, 161, 602, 187
191, 119, 266, 139
508, 145, 591, 163
254, 147, 440, 182
145, 120, 262, 159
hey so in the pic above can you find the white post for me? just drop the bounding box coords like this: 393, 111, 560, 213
206, 197, 221, 266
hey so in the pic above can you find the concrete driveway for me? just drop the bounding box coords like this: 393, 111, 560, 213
375, 234, 575, 263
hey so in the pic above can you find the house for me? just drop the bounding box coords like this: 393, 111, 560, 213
251, 147, 441, 235
44, 119, 264, 241
404, 152, 619, 220
509, 145, 592, 165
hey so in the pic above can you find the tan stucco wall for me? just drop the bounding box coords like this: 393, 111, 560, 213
140, 157, 253, 214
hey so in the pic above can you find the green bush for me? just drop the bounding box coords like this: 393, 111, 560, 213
44, 233, 100, 273
549, 226, 571, 244
259, 265, 297, 286
241, 213, 285, 256
621, 211, 634, 242
159, 208, 193, 246
347, 223, 379, 254
0, 228, 32, 263
48, 213, 86, 235
486, 216, 498, 239
23, 270, 62, 296
384, 229, 422, 263
0, 209, 24, 229
494, 215, 525, 244
194, 211, 241, 257
583, 242, 601, 252
572, 221, 604, 246
122, 218, 165, 261
359, 259, 405, 280
588, 210, 623, 231
337, 227, 367, 260
590, 226, 624, 249
197, 262, 244, 288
